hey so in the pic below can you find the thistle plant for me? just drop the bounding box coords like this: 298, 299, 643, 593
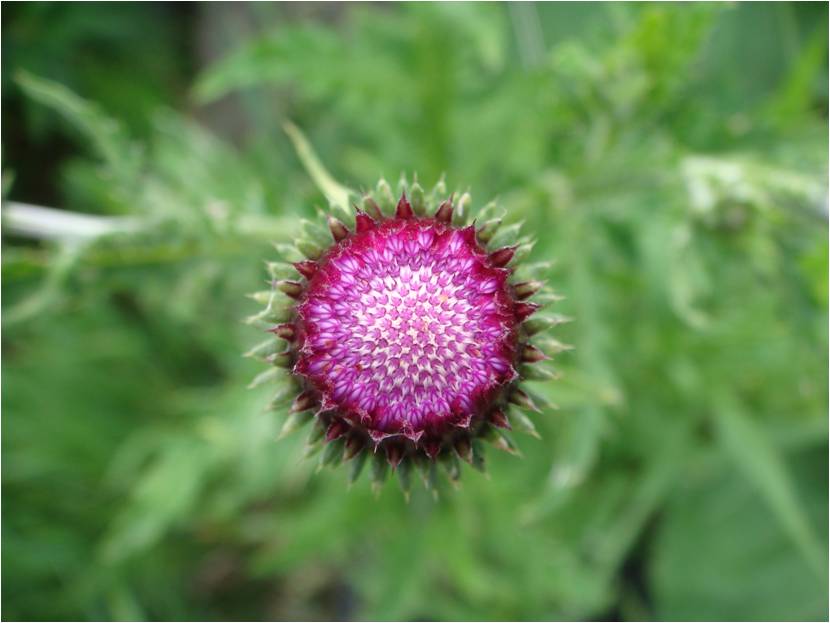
247, 171, 568, 495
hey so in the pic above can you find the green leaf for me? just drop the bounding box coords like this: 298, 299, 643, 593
651, 446, 828, 621
15, 71, 142, 191
283, 121, 353, 214
714, 392, 825, 576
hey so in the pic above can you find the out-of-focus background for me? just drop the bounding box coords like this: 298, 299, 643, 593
2, 2, 828, 621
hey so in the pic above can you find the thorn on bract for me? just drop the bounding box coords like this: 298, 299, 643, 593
522, 344, 549, 363
267, 350, 292, 368
490, 409, 511, 430
395, 192, 414, 219
348, 450, 368, 487
293, 260, 319, 280
454, 436, 473, 464
276, 280, 304, 299
355, 211, 377, 232
489, 246, 517, 268
514, 280, 544, 300
385, 443, 404, 469
435, 197, 454, 223
344, 434, 366, 460
279, 411, 312, 439
328, 215, 349, 242
362, 196, 383, 220
325, 418, 349, 442
515, 302, 541, 322
291, 391, 316, 413
269, 323, 296, 340
509, 388, 541, 412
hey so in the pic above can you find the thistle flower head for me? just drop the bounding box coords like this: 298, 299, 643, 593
297, 212, 524, 442
248, 177, 567, 494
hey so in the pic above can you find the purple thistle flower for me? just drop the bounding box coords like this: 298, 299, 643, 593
248, 177, 567, 495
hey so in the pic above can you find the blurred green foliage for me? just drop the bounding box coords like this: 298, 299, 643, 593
2, 3, 828, 621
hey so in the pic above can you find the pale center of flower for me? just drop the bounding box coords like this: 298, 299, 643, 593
298, 221, 516, 434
